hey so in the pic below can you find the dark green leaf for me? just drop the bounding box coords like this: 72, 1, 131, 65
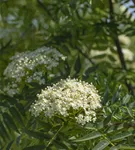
103, 114, 112, 126
85, 65, 98, 77
112, 85, 121, 104
23, 145, 45, 150
3, 113, 19, 133
6, 140, 14, 150
0, 121, 10, 140
102, 87, 109, 105
9, 107, 24, 126
24, 129, 51, 140
74, 55, 81, 74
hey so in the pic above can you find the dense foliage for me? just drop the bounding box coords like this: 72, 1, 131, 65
0, 0, 135, 149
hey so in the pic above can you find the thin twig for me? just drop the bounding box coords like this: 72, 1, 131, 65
132, 0, 135, 5
77, 47, 95, 65
108, 0, 134, 95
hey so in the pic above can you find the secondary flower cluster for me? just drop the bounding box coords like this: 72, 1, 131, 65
90, 48, 134, 65
30, 78, 101, 125
3, 46, 66, 97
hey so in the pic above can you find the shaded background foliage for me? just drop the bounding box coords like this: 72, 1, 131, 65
0, 0, 135, 149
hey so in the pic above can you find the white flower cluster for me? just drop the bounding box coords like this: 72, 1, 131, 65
119, 35, 131, 47
29, 78, 101, 125
3, 46, 66, 97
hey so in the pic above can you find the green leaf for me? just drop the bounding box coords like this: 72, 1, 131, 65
5, 140, 14, 150
53, 140, 71, 150
96, 121, 104, 130
84, 123, 96, 130
108, 55, 116, 62
103, 114, 112, 126
92, 0, 104, 9
122, 94, 131, 104
23, 145, 45, 150
111, 131, 133, 142
109, 146, 118, 150
73, 131, 101, 142
92, 54, 106, 59
3, 113, 19, 133
9, 107, 24, 126
74, 55, 81, 74
85, 65, 98, 76
126, 107, 133, 117
107, 123, 124, 134
118, 144, 135, 149
128, 135, 134, 145
102, 87, 109, 105
112, 85, 121, 104
0, 121, 10, 141
92, 139, 110, 150
24, 129, 51, 140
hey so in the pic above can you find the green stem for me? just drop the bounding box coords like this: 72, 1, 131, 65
45, 123, 64, 149
101, 133, 115, 146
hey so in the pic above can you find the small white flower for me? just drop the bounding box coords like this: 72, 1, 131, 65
30, 78, 101, 125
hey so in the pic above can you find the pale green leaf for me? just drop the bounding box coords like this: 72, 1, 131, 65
74, 131, 101, 142
111, 131, 133, 142
92, 139, 110, 150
